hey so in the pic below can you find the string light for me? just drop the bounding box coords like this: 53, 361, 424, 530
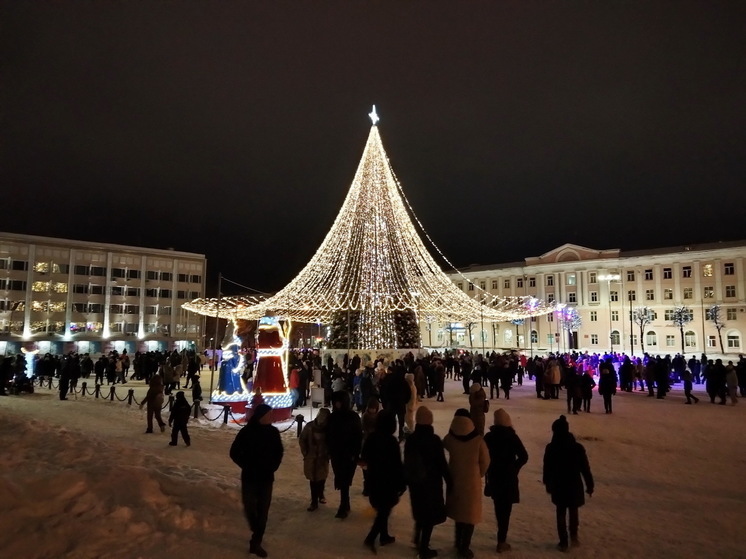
183, 108, 554, 347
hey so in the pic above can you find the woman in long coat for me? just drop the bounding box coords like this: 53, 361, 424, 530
361, 410, 406, 553
404, 373, 418, 433
404, 406, 451, 559
443, 409, 490, 559
543, 415, 594, 552
139, 374, 166, 433
299, 407, 331, 511
468, 383, 488, 436
483, 409, 528, 553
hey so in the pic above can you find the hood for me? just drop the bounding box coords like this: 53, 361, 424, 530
449, 415, 478, 440
331, 390, 351, 411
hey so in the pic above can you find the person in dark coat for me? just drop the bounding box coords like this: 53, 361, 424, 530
299, 407, 331, 511
379, 367, 411, 440
361, 409, 406, 553
404, 406, 451, 559
168, 391, 191, 446
327, 390, 363, 518
579, 371, 596, 412
543, 415, 594, 552
483, 409, 528, 553
597, 361, 617, 414
229, 404, 284, 558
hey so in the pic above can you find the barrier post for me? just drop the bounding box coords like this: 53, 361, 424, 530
193, 401, 199, 419
295, 414, 305, 438
127, 389, 134, 405
168, 394, 175, 411
222, 405, 230, 424
95, 384, 101, 399
109, 385, 116, 401
80, 381, 87, 397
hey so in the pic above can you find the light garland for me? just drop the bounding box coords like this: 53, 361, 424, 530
183, 108, 554, 347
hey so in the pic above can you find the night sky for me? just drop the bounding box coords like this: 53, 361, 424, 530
3, 2, 746, 296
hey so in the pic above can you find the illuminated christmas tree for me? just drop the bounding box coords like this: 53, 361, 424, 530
185, 107, 553, 349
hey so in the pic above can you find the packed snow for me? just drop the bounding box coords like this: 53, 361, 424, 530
1, 376, 744, 559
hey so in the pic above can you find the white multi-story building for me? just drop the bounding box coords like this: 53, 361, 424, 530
434, 241, 746, 356
0, 232, 206, 356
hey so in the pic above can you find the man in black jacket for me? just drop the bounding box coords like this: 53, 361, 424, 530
327, 391, 363, 518
230, 404, 284, 558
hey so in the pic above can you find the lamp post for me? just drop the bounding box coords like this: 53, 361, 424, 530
599, 274, 620, 353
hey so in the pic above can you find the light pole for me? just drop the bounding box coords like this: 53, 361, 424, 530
599, 274, 620, 353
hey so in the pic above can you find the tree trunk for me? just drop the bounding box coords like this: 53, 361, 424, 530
639, 325, 645, 353
679, 326, 685, 355
717, 328, 724, 354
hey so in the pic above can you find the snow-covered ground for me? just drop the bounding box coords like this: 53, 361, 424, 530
1, 377, 744, 559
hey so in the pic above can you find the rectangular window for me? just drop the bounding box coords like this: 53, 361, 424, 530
566, 274, 576, 286
663, 268, 672, 279
724, 263, 734, 275
588, 272, 597, 284
664, 310, 674, 321
491, 280, 498, 290
503, 279, 510, 289
145, 305, 158, 315
683, 288, 693, 299
177, 290, 188, 299
590, 311, 597, 322
664, 288, 673, 300
628, 290, 636, 302
591, 334, 598, 345
189, 291, 199, 299
685, 332, 696, 347
90, 266, 106, 277
161, 289, 172, 298
146, 270, 159, 280
645, 289, 655, 301
126, 287, 140, 297
727, 308, 737, 320
546, 275, 554, 287
666, 335, 676, 347
110, 304, 123, 314
159, 306, 172, 316
644, 269, 653, 280
467, 283, 474, 291
124, 305, 139, 314
707, 335, 717, 348
190, 274, 202, 284
568, 292, 577, 303
590, 291, 598, 302
74, 265, 88, 275
161, 272, 173, 282
111, 286, 124, 296
529, 277, 536, 287
611, 311, 619, 322
547, 293, 555, 303
682, 266, 692, 278
90, 285, 105, 295
703, 286, 714, 299
89, 303, 104, 313
124, 322, 139, 333
727, 335, 740, 349
178, 273, 189, 283
12, 260, 28, 271
32, 281, 50, 293
547, 313, 553, 322
127, 269, 141, 280
703, 264, 713, 277
725, 285, 736, 298
457, 282, 463, 290
626, 270, 635, 281
73, 284, 89, 294
479, 281, 486, 290
111, 268, 126, 279
516, 278, 524, 288
610, 290, 619, 302
109, 323, 123, 333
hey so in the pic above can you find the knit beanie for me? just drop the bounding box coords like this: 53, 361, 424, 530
552, 414, 569, 434
454, 408, 471, 418
415, 406, 433, 426
493, 408, 512, 427
469, 383, 483, 394
251, 404, 273, 423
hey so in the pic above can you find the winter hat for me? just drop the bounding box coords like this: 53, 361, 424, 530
315, 407, 330, 426
493, 408, 512, 427
415, 406, 433, 426
251, 404, 273, 423
405, 373, 415, 382
469, 383, 483, 394
552, 415, 569, 434
454, 408, 471, 418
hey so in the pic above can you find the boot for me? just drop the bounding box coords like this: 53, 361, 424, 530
458, 524, 475, 558
307, 481, 318, 511
454, 523, 463, 552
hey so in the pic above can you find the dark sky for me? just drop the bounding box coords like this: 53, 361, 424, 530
3, 1, 746, 296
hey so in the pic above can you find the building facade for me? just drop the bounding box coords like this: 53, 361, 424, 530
0, 232, 206, 356
433, 241, 746, 356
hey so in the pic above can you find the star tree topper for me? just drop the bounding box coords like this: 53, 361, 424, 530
369, 105, 379, 125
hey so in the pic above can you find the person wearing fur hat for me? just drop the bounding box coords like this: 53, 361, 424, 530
327, 390, 363, 518
299, 407, 331, 511
404, 406, 451, 559
468, 383, 488, 436
483, 409, 528, 553
404, 372, 418, 434
542, 415, 594, 552
361, 409, 407, 553
444, 409, 490, 559
229, 404, 284, 558
167, 391, 192, 447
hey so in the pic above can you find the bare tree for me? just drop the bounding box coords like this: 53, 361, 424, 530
559, 307, 582, 351
632, 306, 655, 353
465, 322, 476, 349
707, 305, 726, 353
671, 306, 693, 355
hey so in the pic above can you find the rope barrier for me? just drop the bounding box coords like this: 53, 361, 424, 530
198, 406, 225, 422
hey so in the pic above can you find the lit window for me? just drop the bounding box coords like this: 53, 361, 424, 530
646, 331, 657, 346
567, 274, 576, 286
32, 281, 50, 293
610, 331, 620, 345
685, 331, 696, 347
703, 264, 713, 277
34, 262, 50, 273
52, 282, 68, 293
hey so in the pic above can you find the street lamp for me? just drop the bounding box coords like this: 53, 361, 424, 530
599, 274, 620, 354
